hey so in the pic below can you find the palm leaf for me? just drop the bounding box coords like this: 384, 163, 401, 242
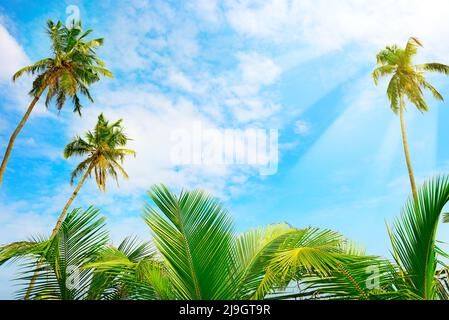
390, 175, 449, 299
15, 207, 108, 300
143, 185, 235, 300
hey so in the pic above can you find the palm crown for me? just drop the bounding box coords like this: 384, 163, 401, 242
12, 20, 112, 114
64, 113, 136, 191
372, 37, 449, 113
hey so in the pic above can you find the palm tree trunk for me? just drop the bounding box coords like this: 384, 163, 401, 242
51, 163, 94, 237
24, 163, 93, 300
399, 95, 418, 202
0, 85, 47, 189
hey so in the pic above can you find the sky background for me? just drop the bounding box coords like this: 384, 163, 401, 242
2, 0, 449, 299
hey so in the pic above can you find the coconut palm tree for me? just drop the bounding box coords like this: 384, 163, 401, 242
372, 37, 449, 201
0, 207, 153, 300
23, 113, 135, 299
0, 19, 112, 189
56, 113, 135, 236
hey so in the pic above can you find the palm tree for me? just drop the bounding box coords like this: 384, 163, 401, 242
372, 37, 449, 201
56, 113, 135, 236
92, 185, 359, 300
0, 207, 153, 300
0, 19, 112, 189
24, 113, 135, 299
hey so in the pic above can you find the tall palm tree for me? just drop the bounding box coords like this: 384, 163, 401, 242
372, 37, 449, 201
56, 113, 135, 236
0, 19, 112, 189
24, 113, 135, 299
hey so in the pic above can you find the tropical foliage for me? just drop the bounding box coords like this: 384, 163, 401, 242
2, 17, 449, 302
21, 113, 135, 298
2, 177, 449, 300
299, 176, 449, 300
0, 19, 112, 188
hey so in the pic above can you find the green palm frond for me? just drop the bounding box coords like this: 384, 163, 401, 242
390, 175, 449, 299
232, 223, 295, 299
420, 80, 444, 101
12, 58, 53, 82
443, 213, 449, 223
269, 228, 345, 279
10, 207, 108, 300
0, 241, 49, 266
300, 255, 416, 300
386, 75, 400, 113
372, 65, 396, 85
417, 63, 449, 75
373, 37, 449, 114
143, 185, 235, 300
13, 19, 112, 113
404, 37, 422, 60
84, 236, 157, 300
64, 114, 135, 191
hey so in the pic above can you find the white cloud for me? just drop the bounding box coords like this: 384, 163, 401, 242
237, 52, 281, 86
167, 69, 195, 92
189, 0, 222, 25
0, 23, 56, 118
0, 201, 55, 243
0, 24, 29, 82
216, 52, 282, 123
294, 120, 310, 136
64, 86, 261, 197
225, 0, 449, 58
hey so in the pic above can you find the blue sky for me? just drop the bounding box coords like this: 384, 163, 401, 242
2, 0, 449, 299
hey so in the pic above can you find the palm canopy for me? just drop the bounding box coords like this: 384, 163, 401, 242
63, 113, 136, 191
3, 180, 449, 300
372, 37, 449, 113
109, 185, 361, 300
0, 207, 108, 299
0, 208, 154, 300
12, 19, 112, 114
297, 176, 449, 300
0, 187, 359, 300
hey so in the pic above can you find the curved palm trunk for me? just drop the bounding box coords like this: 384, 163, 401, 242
24, 163, 93, 300
0, 86, 47, 189
399, 96, 418, 202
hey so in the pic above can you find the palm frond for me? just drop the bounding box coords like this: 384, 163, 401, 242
417, 63, 449, 75
269, 228, 345, 279
10, 207, 108, 300
143, 185, 235, 300
232, 223, 295, 299
390, 175, 449, 299
372, 65, 396, 85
